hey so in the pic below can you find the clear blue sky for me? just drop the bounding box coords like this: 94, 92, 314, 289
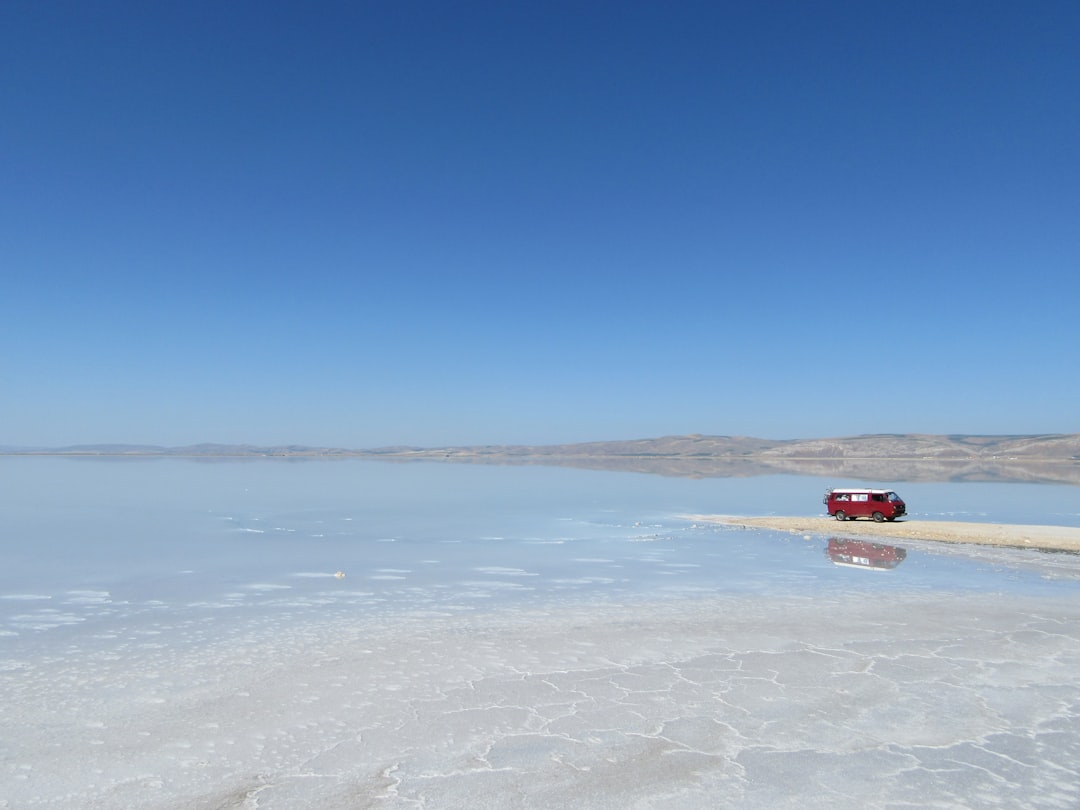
3, 1, 1078, 447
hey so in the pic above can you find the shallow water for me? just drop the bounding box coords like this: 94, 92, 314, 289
3, 458, 1080, 808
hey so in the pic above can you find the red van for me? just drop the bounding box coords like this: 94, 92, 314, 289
823, 488, 906, 522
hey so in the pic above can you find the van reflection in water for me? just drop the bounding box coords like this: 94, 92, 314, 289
827, 538, 907, 570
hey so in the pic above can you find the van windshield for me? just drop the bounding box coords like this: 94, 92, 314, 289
887, 492, 901, 501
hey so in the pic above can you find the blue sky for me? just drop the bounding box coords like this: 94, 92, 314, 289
3, 1, 1078, 447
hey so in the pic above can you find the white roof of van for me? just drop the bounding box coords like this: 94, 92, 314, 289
828, 488, 892, 494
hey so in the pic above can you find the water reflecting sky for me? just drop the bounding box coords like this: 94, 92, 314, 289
4, 458, 1080, 648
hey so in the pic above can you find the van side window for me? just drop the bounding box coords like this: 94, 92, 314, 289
872, 493, 884, 502
853, 493, 868, 502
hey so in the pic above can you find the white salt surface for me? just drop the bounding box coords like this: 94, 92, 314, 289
3, 592, 1080, 809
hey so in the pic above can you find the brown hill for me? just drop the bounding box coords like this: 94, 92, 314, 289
8, 434, 1079, 485
380, 434, 1080, 485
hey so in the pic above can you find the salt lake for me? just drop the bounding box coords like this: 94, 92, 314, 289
3, 457, 1080, 808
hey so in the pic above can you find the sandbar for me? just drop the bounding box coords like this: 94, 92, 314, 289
682, 514, 1080, 553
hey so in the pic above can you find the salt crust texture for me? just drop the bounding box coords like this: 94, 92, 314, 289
4, 591, 1080, 809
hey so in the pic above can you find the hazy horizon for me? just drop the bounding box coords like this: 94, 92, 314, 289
3, 428, 1078, 450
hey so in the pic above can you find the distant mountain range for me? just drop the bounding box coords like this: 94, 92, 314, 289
4, 433, 1079, 485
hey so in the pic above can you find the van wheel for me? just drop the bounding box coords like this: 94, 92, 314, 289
872, 511, 884, 522
834, 510, 846, 521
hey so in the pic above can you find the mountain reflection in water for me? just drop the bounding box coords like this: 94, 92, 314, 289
826, 537, 907, 570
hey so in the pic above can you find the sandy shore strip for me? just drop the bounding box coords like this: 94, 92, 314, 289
681, 515, 1080, 553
